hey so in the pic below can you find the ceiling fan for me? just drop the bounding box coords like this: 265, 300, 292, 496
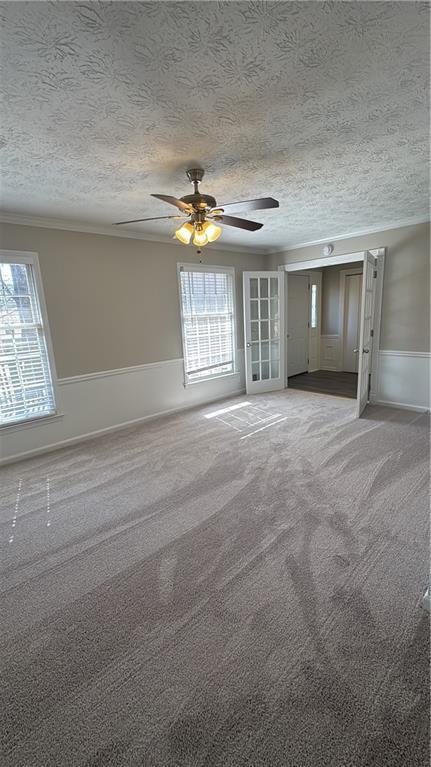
114, 168, 279, 249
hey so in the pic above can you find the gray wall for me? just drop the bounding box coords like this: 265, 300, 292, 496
269, 222, 430, 353
0, 223, 266, 378
1, 220, 429, 381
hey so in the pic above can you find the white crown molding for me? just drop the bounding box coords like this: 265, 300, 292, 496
1, 211, 428, 258
268, 216, 430, 255
0, 211, 269, 256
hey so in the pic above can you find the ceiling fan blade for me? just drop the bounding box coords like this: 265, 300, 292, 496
214, 215, 263, 231
151, 194, 193, 212
213, 197, 279, 215
114, 215, 187, 226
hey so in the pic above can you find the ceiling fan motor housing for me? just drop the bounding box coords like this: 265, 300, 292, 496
183, 168, 217, 211
186, 167, 205, 184
180, 193, 217, 211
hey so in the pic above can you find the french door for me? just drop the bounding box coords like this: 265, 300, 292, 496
243, 271, 285, 394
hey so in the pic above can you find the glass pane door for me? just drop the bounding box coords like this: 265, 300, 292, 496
243, 272, 285, 394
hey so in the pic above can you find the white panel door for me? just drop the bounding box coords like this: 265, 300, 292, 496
343, 273, 362, 373
287, 274, 309, 377
357, 252, 376, 416
243, 272, 285, 394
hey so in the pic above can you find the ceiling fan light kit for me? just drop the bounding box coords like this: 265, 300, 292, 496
114, 168, 279, 250
174, 221, 194, 245
175, 218, 222, 247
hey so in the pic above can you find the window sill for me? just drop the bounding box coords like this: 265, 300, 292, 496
0, 412, 64, 433
184, 371, 241, 388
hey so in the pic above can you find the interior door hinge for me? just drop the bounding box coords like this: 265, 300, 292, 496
308, 321, 310, 328
370, 329, 374, 337
373, 270, 377, 278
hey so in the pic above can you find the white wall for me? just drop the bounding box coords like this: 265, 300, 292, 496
320, 335, 341, 372
0, 353, 245, 464
373, 351, 430, 412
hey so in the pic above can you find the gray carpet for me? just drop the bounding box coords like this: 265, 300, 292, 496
0, 390, 429, 767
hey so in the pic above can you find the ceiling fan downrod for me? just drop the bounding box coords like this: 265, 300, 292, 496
186, 168, 205, 195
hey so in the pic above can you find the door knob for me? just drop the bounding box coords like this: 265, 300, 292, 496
363, 348, 370, 354
246, 342, 251, 348
353, 348, 359, 353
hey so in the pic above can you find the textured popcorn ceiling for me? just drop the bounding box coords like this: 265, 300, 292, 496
0, 1, 429, 250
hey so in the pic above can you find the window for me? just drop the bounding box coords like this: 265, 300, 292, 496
0, 255, 56, 426
178, 264, 236, 383
311, 283, 317, 328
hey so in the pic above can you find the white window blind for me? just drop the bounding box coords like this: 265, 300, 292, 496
0, 260, 56, 426
179, 266, 235, 383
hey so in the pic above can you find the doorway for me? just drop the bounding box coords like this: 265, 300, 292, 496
243, 249, 385, 418
287, 263, 364, 400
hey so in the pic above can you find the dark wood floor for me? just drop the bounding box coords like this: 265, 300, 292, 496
288, 370, 358, 399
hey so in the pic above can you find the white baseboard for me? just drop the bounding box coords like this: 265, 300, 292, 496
0, 352, 245, 465
372, 400, 429, 413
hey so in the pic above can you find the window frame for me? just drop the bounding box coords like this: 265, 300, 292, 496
177, 262, 237, 387
0, 249, 59, 429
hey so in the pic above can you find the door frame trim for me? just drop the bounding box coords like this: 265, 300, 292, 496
369, 250, 385, 405
279, 250, 368, 272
